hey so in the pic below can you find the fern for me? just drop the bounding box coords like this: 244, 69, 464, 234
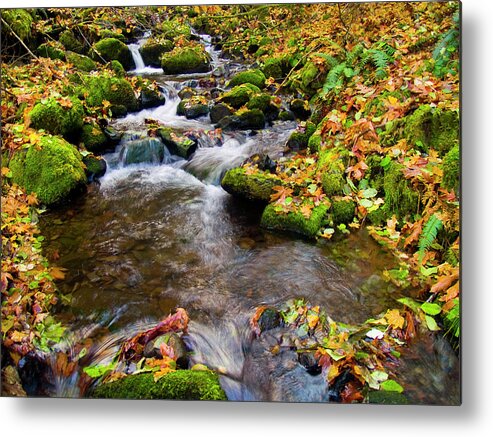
418, 214, 443, 262
312, 52, 339, 69
444, 298, 460, 340
346, 43, 365, 66
322, 62, 347, 95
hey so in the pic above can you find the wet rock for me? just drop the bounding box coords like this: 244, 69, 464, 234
139, 86, 166, 110
91, 38, 135, 71
139, 38, 173, 67
143, 332, 189, 368
219, 83, 261, 109
286, 121, 317, 151
158, 128, 197, 159
80, 123, 109, 154
279, 110, 296, 121
178, 86, 196, 100
83, 154, 107, 181
242, 153, 277, 173
289, 98, 311, 120
177, 96, 209, 119
210, 102, 234, 124
1, 365, 27, 397
161, 46, 211, 74
257, 308, 281, 333
298, 352, 321, 375
221, 167, 281, 203
120, 137, 166, 165
238, 237, 256, 250
217, 109, 265, 131
228, 68, 266, 89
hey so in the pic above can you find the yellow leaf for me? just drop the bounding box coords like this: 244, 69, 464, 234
49, 266, 67, 281
385, 309, 405, 329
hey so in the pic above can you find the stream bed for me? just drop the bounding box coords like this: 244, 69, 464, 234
39, 34, 460, 404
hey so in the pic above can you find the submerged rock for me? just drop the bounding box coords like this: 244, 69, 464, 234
91, 370, 227, 400
143, 332, 188, 368
120, 137, 167, 165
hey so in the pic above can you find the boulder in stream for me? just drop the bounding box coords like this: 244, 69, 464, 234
177, 96, 209, 119
228, 68, 266, 89
161, 46, 211, 74
217, 109, 265, 131
221, 167, 281, 203
139, 38, 173, 67
219, 83, 261, 109
143, 332, 188, 368
210, 102, 234, 124
91, 37, 135, 70
91, 370, 226, 400
157, 128, 197, 159
120, 137, 167, 165
261, 203, 328, 238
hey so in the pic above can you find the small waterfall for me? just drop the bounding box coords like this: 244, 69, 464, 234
127, 39, 164, 75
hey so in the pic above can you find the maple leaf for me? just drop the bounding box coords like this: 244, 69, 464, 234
270, 185, 293, 204
385, 309, 405, 329
300, 203, 313, 219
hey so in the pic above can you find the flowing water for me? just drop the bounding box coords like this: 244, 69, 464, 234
37, 34, 460, 404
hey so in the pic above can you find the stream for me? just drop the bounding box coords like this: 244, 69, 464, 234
38, 34, 460, 404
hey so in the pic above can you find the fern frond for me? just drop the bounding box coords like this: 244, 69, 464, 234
312, 52, 339, 69
346, 43, 365, 66
418, 214, 443, 262
322, 61, 347, 95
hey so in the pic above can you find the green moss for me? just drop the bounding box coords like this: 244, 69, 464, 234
157, 21, 191, 40
318, 148, 349, 197
246, 93, 272, 112
82, 154, 106, 179
299, 61, 326, 95
83, 75, 139, 112
109, 60, 125, 77
217, 109, 266, 131
161, 46, 210, 74
66, 51, 96, 72
228, 69, 266, 89
286, 122, 316, 150
177, 96, 209, 119
2, 9, 33, 41
10, 135, 86, 205
59, 29, 86, 54
220, 84, 261, 109
367, 204, 390, 226
261, 56, 290, 80
80, 123, 108, 153
308, 131, 322, 153
29, 96, 84, 140
441, 143, 460, 192
92, 38, 134, 70
37, 43, 65, 61
221, 167, 280, 202
98, 29, 126, 41
157, 128, 196, 159
332, 200, 356, 224
368, 390, 408, 405
383, 161, 420, 220
399, 105, 459, 154
91, 370, 226, 401
140, 38, 173, 67
261, 203, 328, 238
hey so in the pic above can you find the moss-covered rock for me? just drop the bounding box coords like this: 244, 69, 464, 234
217, 109, 265, 131
261, 203, 328, 238
289, 99, 311, 120
10, 135, 86, 205
83, 75, 139, 113
2, 9, 33, 41
59, 29, 86, 54
80, 123, 108, 153
286, 121, 316, 151
105, 60, 123, 78
261, 56, 291, 80
161, 46, 210, 74
308, 131, 322, 153
385, 105, 459, 155
228, 69, 266, 89
441, 143, 460, 193
279, 110, 296, 121
98, 29, 126, 41
82, 154, 107, 181
177, 96, 209, 119
221, 167, 281, 202
66, 51, 97, 72
92, 38, 135, 70
29, 96, 84, 140
157, 21, 192, 41
318, 148, 349, 196
210, 102, 234, 124
299, 61, 327, 96
139, 38, 173, 67
157, 128, 197, 159
91, 370, 226, 400
332, 200, 356, 224
383, 161, 420, 220
37, 42, 65, 61
219, 83, 261, 109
